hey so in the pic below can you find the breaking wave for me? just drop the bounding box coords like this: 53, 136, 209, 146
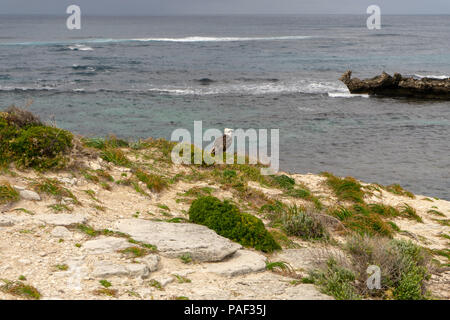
132, 36, 313, 42
414, 74, 449, 80
0, 35, 313, 47
0, 80, 365, 98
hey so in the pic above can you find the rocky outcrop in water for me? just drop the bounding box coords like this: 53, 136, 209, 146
340, 70, 450, 99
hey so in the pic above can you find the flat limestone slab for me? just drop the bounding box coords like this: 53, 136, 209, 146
34, 214, 87, 226
283, 284, 334, 300
91, 261, 128, 278
204, 250, 267, 277
113, 219, 242, 262
83, 237, 131, 254
273, 247, 347, 272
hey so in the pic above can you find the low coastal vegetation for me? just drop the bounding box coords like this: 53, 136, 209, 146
321, 172, 366, 204
0, 106, 73, 170
0, 106, 447, 300
307, 236, 432, 300
0, 181, 20, 204
189, 196, 281, 253
0, 279, 41, 300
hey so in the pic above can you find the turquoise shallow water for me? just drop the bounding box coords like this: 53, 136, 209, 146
0, 15, 449, 199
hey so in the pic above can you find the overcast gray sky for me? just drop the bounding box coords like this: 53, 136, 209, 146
1, 0, 450, 15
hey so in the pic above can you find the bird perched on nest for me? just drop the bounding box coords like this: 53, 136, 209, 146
211, 128, 233, 156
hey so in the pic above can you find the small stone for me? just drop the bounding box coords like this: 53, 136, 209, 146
89, 161, 102, 171
19, 190, 41, 201
59, 178, 77, 186
153, 275, 174, 287
0, 216, 14, 227
83, 237, 131, 254
51, 226, 72, 239
136, 255, 160, 272
18, 258, 31, 265
125, 263, 150, 278
204, 250, 267, 277
13, 185, 26, 191
171, 269, 194, 278
91, 262, 128, 278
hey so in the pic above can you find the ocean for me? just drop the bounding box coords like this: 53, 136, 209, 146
0, 14, 449, 199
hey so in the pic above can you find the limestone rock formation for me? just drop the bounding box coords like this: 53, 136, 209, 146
113, 219, 242, 262
340, 70, 450, 99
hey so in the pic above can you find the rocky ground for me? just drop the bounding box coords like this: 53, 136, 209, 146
0, 143, 449, 300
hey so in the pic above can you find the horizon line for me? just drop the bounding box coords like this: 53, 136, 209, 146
1, 13, 450, 17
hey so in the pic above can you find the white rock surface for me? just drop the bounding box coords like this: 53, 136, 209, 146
204, 250, 267, 277
34, 214, 87, 226
19, 190, 41, 201
152, 275, 174, 287
125, 263, 150, 278
136, 254, 160, 272
58, 177, 78, 186
283, 284, 334, 300
114, 219, 241, 262
51, 226, 72, 239
91, 261, 128, 278
272, 248, 346, 272
88, 161, 102, 171
0, 216, 15, 227
83, 237, 130, 254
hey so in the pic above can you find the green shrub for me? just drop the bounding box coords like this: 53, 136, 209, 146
344, 235, 430, 299
10, 125, 73, 170
0, 118, 20, 166
188, 196, 280, 252
308, 258, 361, 300
281, 205, 328, 240
1, 108, 73, 170
223, 169, 237, 180
390, 239, 430, 300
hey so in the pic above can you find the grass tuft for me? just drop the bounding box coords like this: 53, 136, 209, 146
0, 181, 19, 204
385, 184, 415, 199
0, 280, 41, 300
322, 172, 365, 204
401, 204, 423, 223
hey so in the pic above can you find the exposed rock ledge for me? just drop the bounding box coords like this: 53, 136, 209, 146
340, 70, 450, 99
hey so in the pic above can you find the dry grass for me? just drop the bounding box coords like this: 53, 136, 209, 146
0, 181, 20, 204
0, 280, 41, 300
134, 169, 167, 193
385, 184, 415, 199
321, 172, 365, 204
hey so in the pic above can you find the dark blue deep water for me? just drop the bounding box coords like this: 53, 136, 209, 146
0, 15, 449, 198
